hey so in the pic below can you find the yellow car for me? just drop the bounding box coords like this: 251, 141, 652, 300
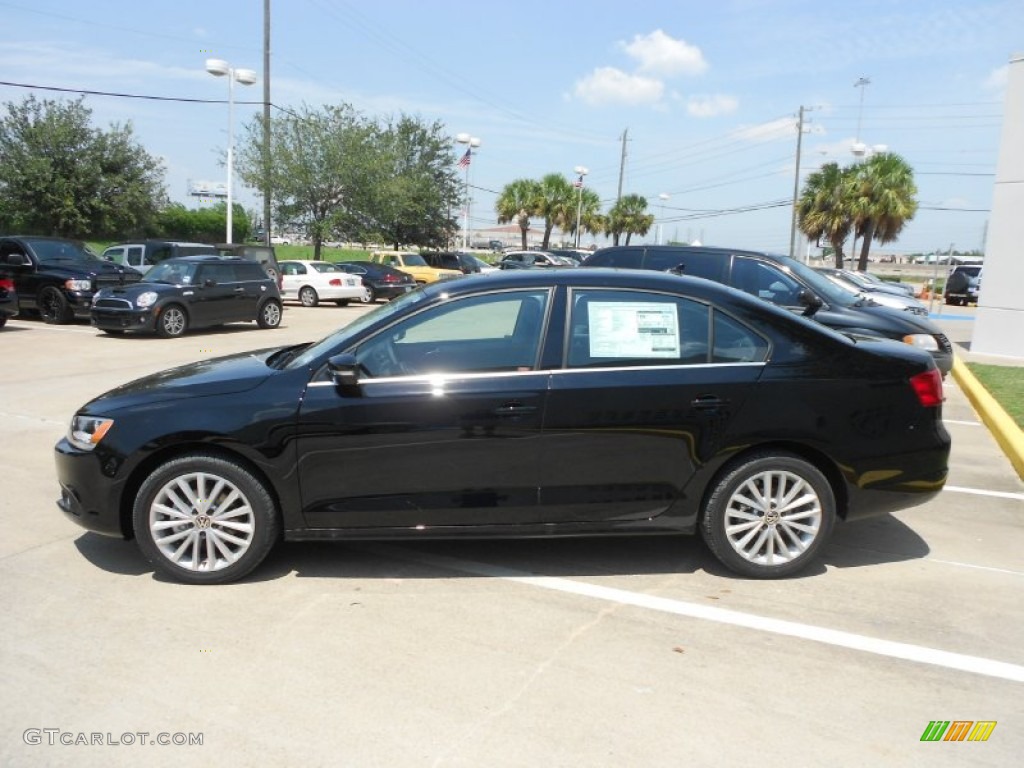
369, 251, 461, 284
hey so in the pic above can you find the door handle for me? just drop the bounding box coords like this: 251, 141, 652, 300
494, 403, 537, 416
690, 395, 727, 410
233, 287, 246, 293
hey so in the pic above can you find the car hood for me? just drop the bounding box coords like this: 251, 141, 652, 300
95, 281, 185, 298
47, 261, 142, 282
81, 348, 279, 414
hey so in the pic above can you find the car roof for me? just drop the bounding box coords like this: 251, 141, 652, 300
160, 255, 259, 265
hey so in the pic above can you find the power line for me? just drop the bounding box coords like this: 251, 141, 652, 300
0, 79, 254, 104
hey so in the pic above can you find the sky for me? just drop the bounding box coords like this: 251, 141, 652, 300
0, 0, 1019, 255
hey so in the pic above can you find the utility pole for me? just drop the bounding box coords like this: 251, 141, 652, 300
789, 106, 806, 260
616, 128, 628, 202
262, 0, 272, 246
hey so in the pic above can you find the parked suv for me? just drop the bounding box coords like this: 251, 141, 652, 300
101, 240, 218, 274
0, 236, 142, 324
944, 265, 982, 306
215, 243, 282, 285
90, 255, 282, 338
583, 245, 953, 375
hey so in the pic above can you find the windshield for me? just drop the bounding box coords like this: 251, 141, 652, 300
782, 256, 861, 308
401, 254, 428, 267
309, 262, 342, 273
145, 261, 199, 285
28, 239, 101, 263
286, 287, 429, 369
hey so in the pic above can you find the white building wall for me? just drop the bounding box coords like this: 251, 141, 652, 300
973, 53, 1024, 360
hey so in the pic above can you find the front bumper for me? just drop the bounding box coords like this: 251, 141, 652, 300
54, 437, 129, 538
91, 307, 158, 333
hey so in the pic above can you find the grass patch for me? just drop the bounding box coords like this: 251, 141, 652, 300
966, 363, 1024, 428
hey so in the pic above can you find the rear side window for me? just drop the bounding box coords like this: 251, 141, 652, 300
585, 249, 642, 269
645, 250, 730, 283
567, 289, 712, 367
234, 262, 269, 281
712, 310, 770, 363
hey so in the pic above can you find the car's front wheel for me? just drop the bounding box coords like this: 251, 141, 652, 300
701, 451, 835, 578
258, 299, 282, 328
299, 286, 318, 307
39, 286, 73, 324
133, 454, 280, 584
157, 304, 188, 337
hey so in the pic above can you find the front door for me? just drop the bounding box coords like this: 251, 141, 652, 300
296, 289, 554, 529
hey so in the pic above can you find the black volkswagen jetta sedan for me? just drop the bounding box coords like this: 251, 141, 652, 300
55, 269, 950, 584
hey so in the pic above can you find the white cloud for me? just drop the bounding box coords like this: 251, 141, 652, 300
686, 94, 738, 117
573, 67, 663, 106
620, 30, 707, 77
732, 116, 798, 142
983, 65, 1007, 93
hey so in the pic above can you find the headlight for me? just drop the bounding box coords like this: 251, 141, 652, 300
136, 291, 158, 309
64, 279, 91, 291
68, 415, 114, 451
903, 333, 940, 351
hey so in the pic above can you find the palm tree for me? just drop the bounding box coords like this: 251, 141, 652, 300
535, 173, 576, 249
848, 153, 918, 271
797, 162, 855, 268
607, 194, 653, 246
495, 178, 540, 250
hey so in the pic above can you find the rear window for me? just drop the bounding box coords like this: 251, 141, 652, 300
584, 249, 643, 269
644, 250, 729, 282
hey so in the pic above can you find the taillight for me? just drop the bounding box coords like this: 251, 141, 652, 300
909, 369, 943, 407
328, 278, 342, 287
0, 276, 13, 291
383, 274, 399, 283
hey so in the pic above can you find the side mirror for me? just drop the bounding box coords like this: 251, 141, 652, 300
327, 353, 361, 388
7, 253, 28, 266
798, 288, 823, 316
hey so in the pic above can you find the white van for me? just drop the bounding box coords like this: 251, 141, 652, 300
102, 241, 217, 274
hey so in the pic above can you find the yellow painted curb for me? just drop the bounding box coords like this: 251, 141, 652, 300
951, 357, 1024, 480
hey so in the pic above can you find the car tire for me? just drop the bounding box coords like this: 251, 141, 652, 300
132, 453, 280, 585
0, 315, 6, 328
257, 299, 282, 329
360, 285, 376, 304
157, 304, 188, 338
39, 286, 73, 324
334, 299, 349, 307
701, 451, 835, 579
299, 286, 319, 307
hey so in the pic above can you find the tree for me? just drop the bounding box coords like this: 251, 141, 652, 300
848, 153, 918, 271
534, 173, 576, 249
495, 178, 541, 250
358, 115, 462, 250
606, 194, 653, 246
236, 104, 377, 260
156, 202, 250, 243
573, 188, 604, 244
797, 162, 855, 268
0, 95, 166, 238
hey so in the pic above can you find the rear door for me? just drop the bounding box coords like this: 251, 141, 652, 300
539, 287, 768, 524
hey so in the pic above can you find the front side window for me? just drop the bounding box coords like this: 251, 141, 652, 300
732, 258, 804, 306
354, 290, 550, 378
125, 246, 144, 267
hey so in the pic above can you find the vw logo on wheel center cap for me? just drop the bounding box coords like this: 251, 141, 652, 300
194, 515, 212, 530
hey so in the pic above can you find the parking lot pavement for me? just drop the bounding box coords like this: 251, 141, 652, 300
1, 306, 1022, 767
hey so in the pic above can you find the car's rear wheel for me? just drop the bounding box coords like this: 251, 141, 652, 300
133, 454, 280, 584
299, 286, 319, 307
360, 285, 376, 304
701, 451, 834, 578
39, 287, 73, 324
157, 304, 188, 338
257, 299, 282, 328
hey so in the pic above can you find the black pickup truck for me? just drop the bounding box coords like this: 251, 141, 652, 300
0, 236, 142, 324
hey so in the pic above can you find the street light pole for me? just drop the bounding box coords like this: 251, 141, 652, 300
573, 166, 588, 248
206, 59, 257, 244
657, 192, 669, 244
456, 133, 480, 249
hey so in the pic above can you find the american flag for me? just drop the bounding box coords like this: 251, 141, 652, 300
457, 148, 471, 168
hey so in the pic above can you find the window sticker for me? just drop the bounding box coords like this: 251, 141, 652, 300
587, 301, 679, 358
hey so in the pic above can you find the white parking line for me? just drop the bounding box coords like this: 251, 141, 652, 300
944, 485, 1024, 501
943, 419, 980, 426
371, 546, 1024, 684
